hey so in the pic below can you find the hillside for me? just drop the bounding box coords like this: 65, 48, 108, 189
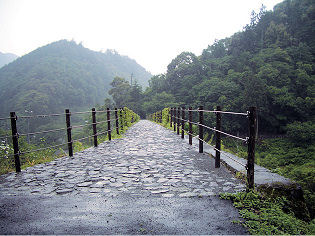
0, 40, 151, 117
0, 52, 18, 68
141, 0, 314, 134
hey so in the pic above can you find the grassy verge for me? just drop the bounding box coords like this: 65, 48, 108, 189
220, 190, 315, 235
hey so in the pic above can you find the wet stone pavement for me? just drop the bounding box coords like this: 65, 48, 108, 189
0, 120, 245, 197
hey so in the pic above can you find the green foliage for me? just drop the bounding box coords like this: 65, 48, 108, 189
140, 0, 315, 135
0, 39, 151, 122
286, 121, 315, 144
220, 190, 313, 235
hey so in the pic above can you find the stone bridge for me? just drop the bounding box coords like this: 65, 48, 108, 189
0, 120, 248, 234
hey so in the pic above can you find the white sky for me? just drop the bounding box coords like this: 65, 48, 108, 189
0, 0, 283, 75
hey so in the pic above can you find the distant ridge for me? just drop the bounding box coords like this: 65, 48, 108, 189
0, 40, 152, 116
0, 52, 18, 68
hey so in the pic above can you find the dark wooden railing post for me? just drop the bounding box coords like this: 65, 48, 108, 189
107, 108, 111, 141
177, 107, 180, 135
215, 106, 221, 168
181, 107, 185, 139
170, 108, 173, 127
65, 109, 73, 157
120, 108, 123, 130
199, 106, 204, 153
173, 108, 176, 132
247, 106, 257, 190
115, 108, 119, 135
124, 108, 127, 127
189, 107, 192, 145
92, 108, 97, 147
10, 112, 21, 172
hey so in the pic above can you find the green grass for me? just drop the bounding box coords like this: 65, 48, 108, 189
220, 190, 315, 235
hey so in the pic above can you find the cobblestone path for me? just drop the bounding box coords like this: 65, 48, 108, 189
0, 120, 245, 197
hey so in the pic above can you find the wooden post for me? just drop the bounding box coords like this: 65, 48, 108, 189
124, 108, 127, 127
181, 107, 185, 139
199, 106, 203, 153
177, 107, 180, 135
173, 108, 176, 132
247, 106, 257, 190
92, 108, 97, 147
107, 108, 111, 141
215, 106, 221, 168
10, 112, 21, 172
189, 107, 192, 145
170, 108, 172, 127
115, 108, 119, 135
65, 109, 73, 157
120, 108, 123, 130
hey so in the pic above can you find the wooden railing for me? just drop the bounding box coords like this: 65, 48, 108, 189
149, 106, 257, 189
0, 107, 139, 172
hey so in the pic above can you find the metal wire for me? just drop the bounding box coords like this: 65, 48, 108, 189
214, 111, 248, 116
199, 110, 247, 116
95, 109, 117, 113
172, 109, 247, 116
19, 143, 67, 155
0, 117, 11, 121
184, 120, 247, 142
95, 120, 108, 125
71, 123, 94, 129
95, 118, 118, 125
18, 127, 67, 137
0, 135, 12, 140
184, 130, 246, 167
70, 111, 92, 115
18, 113, 65, 119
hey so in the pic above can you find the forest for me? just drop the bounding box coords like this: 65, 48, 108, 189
106, 0, 315, 218
0, 40, 152, 120
0, 0, 314, 229
111, 0, 314, 134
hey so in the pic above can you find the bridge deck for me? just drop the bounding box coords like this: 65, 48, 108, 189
0, 120, 247, 234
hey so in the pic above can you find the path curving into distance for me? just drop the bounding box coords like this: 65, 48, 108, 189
0, 120, 247, 234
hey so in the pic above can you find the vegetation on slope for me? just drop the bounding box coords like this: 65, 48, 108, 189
0, 40, 151, 120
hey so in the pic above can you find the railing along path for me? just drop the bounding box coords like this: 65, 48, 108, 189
149, 106, 257, 189
0, 107, 137, 173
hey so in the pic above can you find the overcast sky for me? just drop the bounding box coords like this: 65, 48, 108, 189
0, 0, 283, 75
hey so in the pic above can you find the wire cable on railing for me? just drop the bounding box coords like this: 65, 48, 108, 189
95, 109, 117, 113
71, 122, 94, 129
0, 135, 12, 140
0, 117, 11, 121
182, 120, 247, 142
199, 110, 248, 116
95, 118, 118, 125
18, 112, 65, 119
18, 127, 67, 137
185, 130, 246, 168
171, 109, 247, 116
19, 142, 67, 155
70, 111, 92, 115
95, 120, 108, 125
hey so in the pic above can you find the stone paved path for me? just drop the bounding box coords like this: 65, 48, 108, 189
0, 120, 245, 197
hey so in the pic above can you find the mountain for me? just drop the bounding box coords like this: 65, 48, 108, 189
0, 52, 18, 68
0, 40, 152, 116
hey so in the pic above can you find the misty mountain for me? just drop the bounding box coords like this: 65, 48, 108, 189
0, 40, 152, 116
0, 52, 18, 68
